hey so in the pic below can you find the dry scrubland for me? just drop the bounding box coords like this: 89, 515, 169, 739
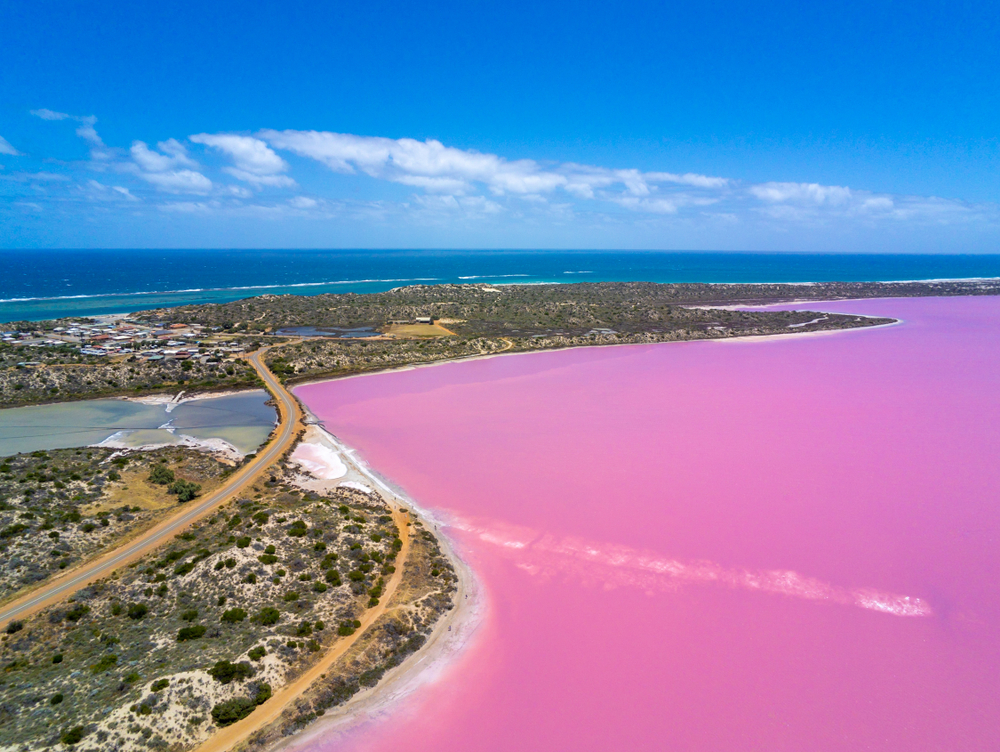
0, 448, 228, 603
0, 459, 457, 751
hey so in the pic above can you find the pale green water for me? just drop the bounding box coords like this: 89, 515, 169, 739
0, 391, 276, 457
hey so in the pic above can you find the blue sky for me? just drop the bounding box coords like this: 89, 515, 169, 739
1, 0, 998, 251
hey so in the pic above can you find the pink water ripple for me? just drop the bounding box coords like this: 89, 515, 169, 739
295, 296, 1000, 752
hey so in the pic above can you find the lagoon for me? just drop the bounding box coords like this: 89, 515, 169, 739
0, 391, 276, 457
296, 296, 1000, 752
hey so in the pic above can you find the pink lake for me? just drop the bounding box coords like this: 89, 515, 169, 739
295, 296, 1000, 751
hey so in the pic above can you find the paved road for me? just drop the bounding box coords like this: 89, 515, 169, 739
0, 348, 301, 628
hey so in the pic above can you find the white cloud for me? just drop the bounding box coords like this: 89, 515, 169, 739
260, 129, 730, 208
31, 109, 109, 159
129, 140, 211, 194
190, 134, 295, 187
30, 108, 70, 121
131, 139, 197, 171
288, 196, 318, 209
750, 181, 853, 205
140, 169, 213, 194
85, 179, 139, 201
0, 135, 22, 156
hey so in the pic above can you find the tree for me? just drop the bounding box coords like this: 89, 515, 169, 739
168, 479, 201, 502
149, 464, 175, 485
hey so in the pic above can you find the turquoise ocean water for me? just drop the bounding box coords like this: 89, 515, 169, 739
3, 249, 1000, 322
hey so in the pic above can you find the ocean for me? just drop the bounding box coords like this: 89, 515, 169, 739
3, 249, 1000, 323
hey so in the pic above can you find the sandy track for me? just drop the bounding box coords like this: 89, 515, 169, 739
193, 503, 412, 752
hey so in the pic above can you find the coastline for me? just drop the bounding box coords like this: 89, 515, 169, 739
264, 420, 484, 752
288, 301, 902, 392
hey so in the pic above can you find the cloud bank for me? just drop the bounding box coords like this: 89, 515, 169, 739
8, 109, 999, 250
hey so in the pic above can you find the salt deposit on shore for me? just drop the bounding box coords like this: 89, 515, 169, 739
291, 441, 348, 479
93, 431, 244, 462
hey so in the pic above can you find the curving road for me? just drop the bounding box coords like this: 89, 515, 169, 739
0, 348, 302, 628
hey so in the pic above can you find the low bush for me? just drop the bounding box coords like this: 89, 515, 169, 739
221, 607, 247, 623
211, 696, 256, 726
169, 479, 202, 502
91, 653, 118, 673
177, 625, 207, 641
127, 602, 148, 620
60, 726, 87, 746
151, 678, 169, 692
207, 659, 254, 684
148, 464, 175, 485
248, 645, 266, 661
256, 607, 280, 625
65, 604, 90, 622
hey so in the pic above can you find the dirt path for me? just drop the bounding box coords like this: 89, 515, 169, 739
0, 347, 301, 628
194, 503, 413, 752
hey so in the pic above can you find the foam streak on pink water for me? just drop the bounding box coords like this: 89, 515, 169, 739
296, 297, 1000, 751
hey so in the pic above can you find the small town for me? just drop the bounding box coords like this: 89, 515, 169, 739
1, 318, 248, 365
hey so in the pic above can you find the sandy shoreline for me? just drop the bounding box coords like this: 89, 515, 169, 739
270, 422, 484, 752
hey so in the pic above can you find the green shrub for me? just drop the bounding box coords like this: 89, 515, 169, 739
91, 653, 118, 673
50, 693, 63, 705
221, 608, 247, 623
107, 469, 120, 481
60, 726, 86, 745
174, 561, 196, 576
247, 646, 266, 661
127, 602, 148, 620
324, 570, 341, 586
177, 625, 207, 641
253, 682, 272, 704
258, 553, 278, 565
283, 591, 299, 602
287, 520, 308, 537
169, 479, 202, 502
252, 512, 269, 525
180, 608, 198, 621
207, 660, 254, 684
5, 620, 23, 634
312, 582, 328, 593
148, 464, 175, 485
256, 607, 280, 625
264, 544, 276, 554
110, 602, 123, 616
211, 697, 256, 726
52, 653, 63, 664
337, 619, 361, 636
236, 536, 251, 548
65, 604, 90, 622
151, 679, 169, 692
244, 573, 257, 584
296, 621, 313, 637
348, 571, 365, 582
